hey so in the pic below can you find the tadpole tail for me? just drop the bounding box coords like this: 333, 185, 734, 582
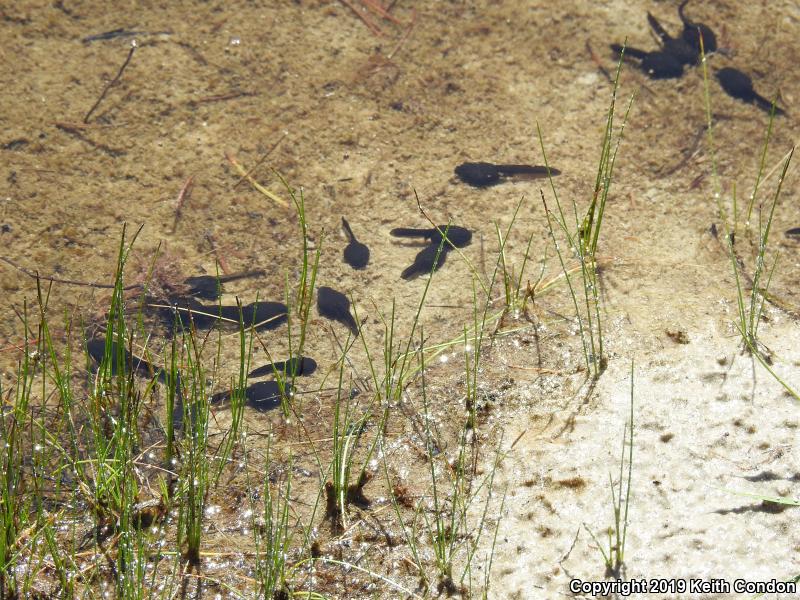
401, 263, 423, 280
752, 93, 786, 117
678, 0, 692, 25
497, 165, 561, 177
391, 227, 429, 239
646, 12, 671, 44
334, 313, 360, 337
249, 361, 286, 378
250, 356, 316, 378
345, 317, 360, 337
341, 216, 356, 242
401, 245, 449, 280
170, 373, 191, 436
611, 44, 647, 60
217, 269, 266, 284
184, 270, 265, 291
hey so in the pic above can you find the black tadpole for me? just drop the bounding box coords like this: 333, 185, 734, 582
640, 50, 684, 79
86, 337, 165, 382
341, 217, 370, 269
211, 380, 289, 412
678, 0, 717, 55
716, 67, 785, 116
87, 336, 189, 433
164, 297, 288, 331
184, 269, 265, 300
390, 225, 472, 248
400, 243, 449, 280
317, 286, 359, 336
392, 224, 473, 279
646, 12, 699, 66
454, 162, 560, 188
611, 44, 684, 79
611, 2, 715, 81
249, 356, 317, 378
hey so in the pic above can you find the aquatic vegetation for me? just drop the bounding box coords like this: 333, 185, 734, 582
2, 3, 797, 594
539, 53, 634, 378
584, 362, 635, 578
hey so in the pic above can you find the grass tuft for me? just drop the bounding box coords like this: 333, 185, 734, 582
584, 360, 635, 578
699, 39, 799, 400
538, 53, 635, 378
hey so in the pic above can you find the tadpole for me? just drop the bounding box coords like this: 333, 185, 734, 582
400, 243, 449, 280
87, 336, 188, 432
317, 286, 359, 336
183, 269, 265, 300
678, 0, 717, 55
610, 2, 716, 79
86, 337, 167, 382
392, 224, 473, 280
646, 12, 699, 66
716, 67, 785, 116
390, 225, 472, 248
211, 380, 289, 412
249, 356, 318, 378
164, 298, 288, 331
454, 162, 560, 188
611, 44, 684, 79
341, 217, 370, 270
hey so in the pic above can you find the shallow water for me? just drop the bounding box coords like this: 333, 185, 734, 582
2, 1, 799, 598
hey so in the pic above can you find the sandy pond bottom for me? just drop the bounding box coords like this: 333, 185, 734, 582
488, 327, 799, 598
1, 0, 799, 598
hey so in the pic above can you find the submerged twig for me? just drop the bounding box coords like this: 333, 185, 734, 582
54, 122, 126, 157
84, 42, 137, 124
171, 175, 194, 233
339, 0, 384, 36
0, 256, 139, 290
82, 28, 171, 44
224, 152, 289, 208
232, 134, 286, 190
361, 0, 402, 24
188, 90, 255, 106
203, 232, 231, 274
387, 9, 417, 60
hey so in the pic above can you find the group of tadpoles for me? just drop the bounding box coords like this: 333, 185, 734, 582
612, 0, 787, 116
81, 207, 468, 411
85, 149, 568, 414
84, 2, 792, 421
